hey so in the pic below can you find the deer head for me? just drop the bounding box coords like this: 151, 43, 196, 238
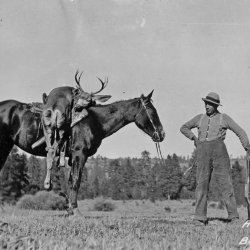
73, 70, 111, 110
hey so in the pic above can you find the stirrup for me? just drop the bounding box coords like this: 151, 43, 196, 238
59, 151, 65, 167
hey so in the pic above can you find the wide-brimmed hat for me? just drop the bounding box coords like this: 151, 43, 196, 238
202, 92, 222, 106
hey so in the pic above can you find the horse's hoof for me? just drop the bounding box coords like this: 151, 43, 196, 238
59, 157, 65, 167
66, 207, 83, 217
44, 183, 50, 189
66, 207, 74, 216
44, 182, 53, 191
73, 208, 83, 217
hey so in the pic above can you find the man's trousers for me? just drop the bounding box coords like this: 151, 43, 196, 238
194, 139, 239, 221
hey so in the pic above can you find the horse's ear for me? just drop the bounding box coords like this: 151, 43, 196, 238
146, 90, 154, 100
42, 93, 47, 104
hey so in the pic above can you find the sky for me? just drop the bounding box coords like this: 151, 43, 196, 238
1, 0, 250, 159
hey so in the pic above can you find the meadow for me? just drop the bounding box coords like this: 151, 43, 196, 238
0, 199, 249, 250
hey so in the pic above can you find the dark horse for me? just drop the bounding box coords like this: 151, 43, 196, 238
0, 90, 165, 214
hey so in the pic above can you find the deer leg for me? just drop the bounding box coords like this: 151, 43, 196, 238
44, 149, 53, 190
42, 110, 64, 189
67, 151, 87, 215
43, 128, 57, 190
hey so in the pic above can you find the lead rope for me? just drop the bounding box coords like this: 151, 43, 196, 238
155, 142, 165, 166
183, 157, 197, 179
140, 98, 165, 165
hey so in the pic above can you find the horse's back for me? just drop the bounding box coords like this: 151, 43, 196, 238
0, 99, 45, 154
0, 99, 24, 126
0, 99, 23, 109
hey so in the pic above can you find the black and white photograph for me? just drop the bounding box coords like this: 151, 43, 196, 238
1, 0, 250, 249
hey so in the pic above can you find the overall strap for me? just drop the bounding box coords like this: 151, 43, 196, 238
219, 113, 224, 126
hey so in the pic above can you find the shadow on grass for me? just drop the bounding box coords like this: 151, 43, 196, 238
146, 219, 194, 226
208, 217, 229, 223
49, 213, 70, 218
50, 214, 107, 220
150, 217, 232, 226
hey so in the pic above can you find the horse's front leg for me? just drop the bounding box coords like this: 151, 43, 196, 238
67, 150, 87, 216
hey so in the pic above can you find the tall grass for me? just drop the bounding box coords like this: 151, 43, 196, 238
0, 199, 248, 249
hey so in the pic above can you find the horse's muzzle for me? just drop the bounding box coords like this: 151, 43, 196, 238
152, 130, 165, 142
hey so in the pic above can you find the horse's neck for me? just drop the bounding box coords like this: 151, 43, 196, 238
94, 99, 139, 138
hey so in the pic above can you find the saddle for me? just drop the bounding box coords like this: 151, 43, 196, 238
31, 103, 89, 150
27, 102, 44, 114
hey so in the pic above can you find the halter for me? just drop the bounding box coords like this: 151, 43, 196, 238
136, 98, 165, 165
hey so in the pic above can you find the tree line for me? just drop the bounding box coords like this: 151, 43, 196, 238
0, 147, 246, 206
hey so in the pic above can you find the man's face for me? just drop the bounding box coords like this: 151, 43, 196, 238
204, 101, 218, 116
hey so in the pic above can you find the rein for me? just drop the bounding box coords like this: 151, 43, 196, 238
155, 142, 165, 166
138, 98, 165, 165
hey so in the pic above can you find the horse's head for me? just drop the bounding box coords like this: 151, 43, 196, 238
134, 90, 165, 142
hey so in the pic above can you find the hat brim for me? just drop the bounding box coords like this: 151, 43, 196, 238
202, 98, 222, 106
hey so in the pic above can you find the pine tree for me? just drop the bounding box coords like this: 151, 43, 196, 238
171, 154, 184, 198
132, 160, 144, 199
26, 155, 44, 194
120, 158, 135, 199
157, 154, 183, 199
140, 150, 152, 199
108, 159, 125, 200
99, 178, 109, 197
156, 156, 170, 199
109, 174, 123, 200
182, 149, 197, 192
78, 165, 89, 199
92, 176, 100, 198
51, 166, 67, 194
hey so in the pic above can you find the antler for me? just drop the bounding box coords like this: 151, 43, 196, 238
92, 77, 108, 95
75, 70, 84, 91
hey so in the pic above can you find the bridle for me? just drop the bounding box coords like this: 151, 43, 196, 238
136, 98, 165, 165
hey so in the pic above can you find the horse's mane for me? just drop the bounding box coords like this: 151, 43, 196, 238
93, 97, 139, 108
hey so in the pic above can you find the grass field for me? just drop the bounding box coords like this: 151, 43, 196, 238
0, 199, 249, 249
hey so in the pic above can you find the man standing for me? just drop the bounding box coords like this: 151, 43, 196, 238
180, 92, 250, 225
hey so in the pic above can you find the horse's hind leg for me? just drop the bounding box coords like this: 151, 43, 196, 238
0, 138, 13, 172
0, 138, 13, 220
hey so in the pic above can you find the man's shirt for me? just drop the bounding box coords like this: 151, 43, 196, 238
180, 112, 250, 150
